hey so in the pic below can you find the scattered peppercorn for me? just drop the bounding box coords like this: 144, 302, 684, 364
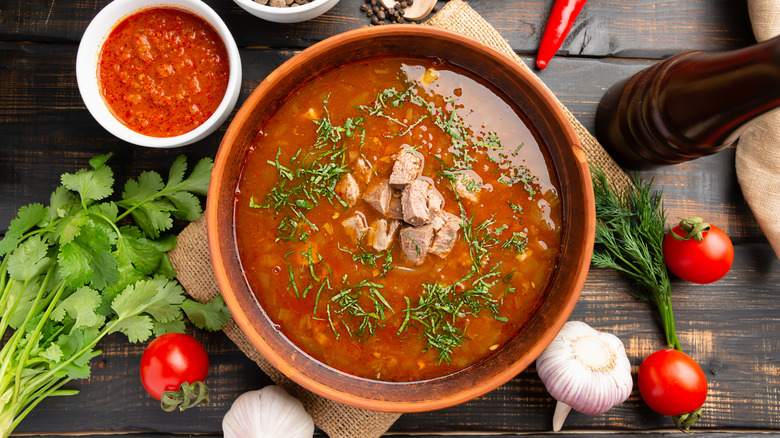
360, 0, 438, 26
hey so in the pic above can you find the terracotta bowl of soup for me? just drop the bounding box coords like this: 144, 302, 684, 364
208, 25, 595, 412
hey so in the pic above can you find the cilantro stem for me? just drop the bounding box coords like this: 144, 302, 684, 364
11, 277, 65, 410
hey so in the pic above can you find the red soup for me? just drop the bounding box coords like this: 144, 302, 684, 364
235, 57, 563, 382
97, 7, 230, 137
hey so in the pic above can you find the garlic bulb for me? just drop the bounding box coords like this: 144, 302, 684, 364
536, 321, 632, 431
223, 385, 314, 438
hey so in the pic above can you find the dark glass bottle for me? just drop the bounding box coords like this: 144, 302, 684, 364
595, 34, 780, 169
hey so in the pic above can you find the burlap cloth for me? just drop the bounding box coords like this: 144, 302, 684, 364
168, 0, 779, 436
740, 0, 780, 258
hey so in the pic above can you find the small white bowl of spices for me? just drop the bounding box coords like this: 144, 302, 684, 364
233, 0, 339, 23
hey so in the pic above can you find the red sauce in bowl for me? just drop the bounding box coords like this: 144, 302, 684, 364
97, 7, 230, 137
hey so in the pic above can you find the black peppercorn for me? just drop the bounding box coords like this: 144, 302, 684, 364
398, 16, 404, 23
372, 5, 379, 12
398, 8, 405, 16
371, 16, 379, 25
360, 4, 367, 11
377, 10, 386, 20
407, 0, 413, 6
367, 9, 373, 16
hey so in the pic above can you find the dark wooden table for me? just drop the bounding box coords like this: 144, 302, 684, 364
2, 0, 779, 436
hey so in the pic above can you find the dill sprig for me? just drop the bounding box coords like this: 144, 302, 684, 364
590, 166, 680, 351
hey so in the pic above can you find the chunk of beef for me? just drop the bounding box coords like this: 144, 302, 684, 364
431, 210, 460, 232
353, 158, 373, 183
402, 179, 432, 227
399, 224, 435, 266
362, 181, 392, 216
430, 213, 461, 258
387, 193, 404, 220
335, 173, 361, 207
388, 147, 423, 189
341, 213, 369, 243
427, 184, 445, 214
368, 219, 400, 252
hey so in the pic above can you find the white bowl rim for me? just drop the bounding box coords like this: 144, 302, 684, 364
76, 0, 242, 148
233, 0, 333, 15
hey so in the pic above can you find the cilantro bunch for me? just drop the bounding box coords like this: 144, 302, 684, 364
0, 154, 229, 437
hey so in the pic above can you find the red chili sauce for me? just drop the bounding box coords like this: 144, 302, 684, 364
97, 7, 230, 137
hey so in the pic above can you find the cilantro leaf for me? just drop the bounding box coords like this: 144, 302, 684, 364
181, 296, 231, 331
110, 314, 154, 343
169, 156, 212, 196
117, 156, 212, 238
91, 202, 119, 223
115, 226, 176, 275
166, 191, 202, 222
52, 287, 105, 330
0, 203, 48, 256
8, 235, 50, 281
6, 278, 42, 329
54, 210, 89, 245
121, 170, 165, 206
57, 220, 119, 289
49, 185, 78, 222
142, 277, 186, 323
111, 277, 186, 332
61, 159, 114, 205
153, 318, 186, 337
41, 343, 64, 363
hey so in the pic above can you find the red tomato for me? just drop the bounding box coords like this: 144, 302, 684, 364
638, 349, 707, 416
663, 222, 733, 284
140, 333, 209, 401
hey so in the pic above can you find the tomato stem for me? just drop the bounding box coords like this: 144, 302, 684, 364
670, 217, 710, 242
673, 408, 703, 432
160, 381, 209, 412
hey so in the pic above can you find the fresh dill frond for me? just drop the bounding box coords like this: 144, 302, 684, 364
590, 165, 680, 351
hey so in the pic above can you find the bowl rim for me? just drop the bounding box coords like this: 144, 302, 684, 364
208, 24, 595, 412
233, 0, 335, 15
75, 0, 242, 148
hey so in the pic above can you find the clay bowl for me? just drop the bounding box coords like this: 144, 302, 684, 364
208, 25, 595, 413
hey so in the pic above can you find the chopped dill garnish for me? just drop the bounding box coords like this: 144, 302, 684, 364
477, 131, 503, 150
497, 164, 538, 196
501, 232, 528, 254
328, 277, 393, 342
508, 201, 523, 215
397, 265, 507, 364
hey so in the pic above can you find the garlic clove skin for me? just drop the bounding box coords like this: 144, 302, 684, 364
223, 385, 314, 438
536, 321, 633, 430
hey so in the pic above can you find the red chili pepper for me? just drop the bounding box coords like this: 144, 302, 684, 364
536, 0, 588, 69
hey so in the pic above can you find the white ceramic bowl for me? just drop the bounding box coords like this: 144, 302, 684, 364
233, 0, 339, 23
76, 0, 242, 148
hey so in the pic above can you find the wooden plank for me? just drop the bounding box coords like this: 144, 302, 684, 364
26, 435, 780, 438
0, 44, 765, 241
13, 244, 780, 434
0, 0, 755, 56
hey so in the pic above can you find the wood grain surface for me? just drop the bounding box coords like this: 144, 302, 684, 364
1, 0, 778, 436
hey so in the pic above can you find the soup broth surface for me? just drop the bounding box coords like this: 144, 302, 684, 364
235, 56, 562, 382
